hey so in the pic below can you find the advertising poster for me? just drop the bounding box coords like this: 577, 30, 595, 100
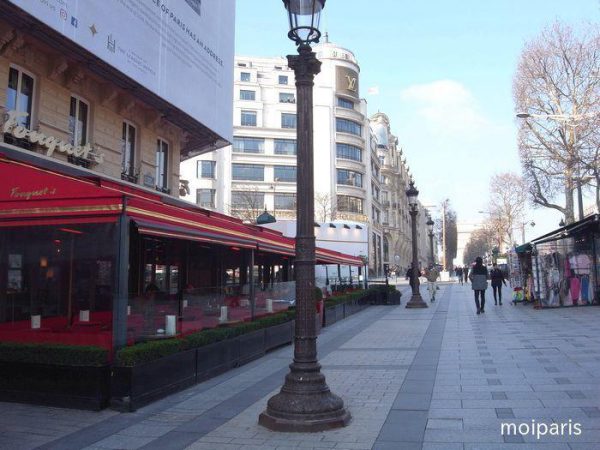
9, 0, 235, 142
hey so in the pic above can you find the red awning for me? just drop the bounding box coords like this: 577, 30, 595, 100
133, 217, 256, 249
0, 152, 362, 265
316, 248, 363, 266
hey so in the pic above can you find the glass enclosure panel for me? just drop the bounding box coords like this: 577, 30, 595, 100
0, 223, 116, 350
126, 235, 296, 343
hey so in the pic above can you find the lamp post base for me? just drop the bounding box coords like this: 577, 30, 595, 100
259, 363, 351, 432
406, 292, 428, 308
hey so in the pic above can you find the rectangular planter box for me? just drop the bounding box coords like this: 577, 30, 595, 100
346, 300, 360, 317
110, 348, 196, 411
387, 291, 401, 305
323, 306, 336, 327
265, 321, 294, 351
196, 338, 240, 383
324, 304, 344, 327
0, 361, 110, 410
237, 329, 266, 365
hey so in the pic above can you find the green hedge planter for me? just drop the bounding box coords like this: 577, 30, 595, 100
0, 343, 110, 410
0, 361, 110, 410
111, 314, 296, 411
111, 349, 197, 412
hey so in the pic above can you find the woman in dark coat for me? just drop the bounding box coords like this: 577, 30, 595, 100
490, 263, 507, 305
469, 257, 489, 314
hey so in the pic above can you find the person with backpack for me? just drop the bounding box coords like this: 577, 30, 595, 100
490, 263, 507, 305
469, 257, 489, 314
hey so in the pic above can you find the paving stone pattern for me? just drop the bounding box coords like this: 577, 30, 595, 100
1, 283, 600, 449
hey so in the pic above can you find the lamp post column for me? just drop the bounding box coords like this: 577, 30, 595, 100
406, 206, 427, 308
428, 231, 434, 266
259, 44, 350, 432
426, 217, 435, 267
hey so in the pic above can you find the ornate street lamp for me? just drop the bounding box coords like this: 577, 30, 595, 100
259, 0, 350, 432
405, 180, 428, 308
426, 216, 435, 266
256, 209, 276, 225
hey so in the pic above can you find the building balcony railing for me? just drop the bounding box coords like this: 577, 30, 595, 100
67, 155, 93, 169
155, 186, 171, 195
121, 172, 139, 184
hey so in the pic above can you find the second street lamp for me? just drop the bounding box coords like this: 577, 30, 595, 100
259, 0, 350, 432
426, 216, 435, 266
405, 180, 428, 308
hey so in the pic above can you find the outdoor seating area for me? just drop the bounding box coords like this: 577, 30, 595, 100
0, 313, 113, 349
125, 282, 296, 342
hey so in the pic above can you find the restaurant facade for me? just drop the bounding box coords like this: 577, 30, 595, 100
0, 149, 360, 354
0, 2, 362, 361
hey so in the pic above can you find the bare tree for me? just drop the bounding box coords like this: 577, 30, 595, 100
463, 227, 496, 266
314, 192, 337, 223
513, 22, 600, 223
227, 186, 266, 224
485, 172, 528, 247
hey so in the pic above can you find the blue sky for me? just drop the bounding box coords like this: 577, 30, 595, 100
234, 0, 600, 242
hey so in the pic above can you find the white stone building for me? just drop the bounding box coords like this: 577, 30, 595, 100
180, 40, 429, 277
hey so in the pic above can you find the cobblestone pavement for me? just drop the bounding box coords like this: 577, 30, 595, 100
1, 283, 600, 450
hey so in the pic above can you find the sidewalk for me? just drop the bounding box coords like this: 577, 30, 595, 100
1, 283, 600, 450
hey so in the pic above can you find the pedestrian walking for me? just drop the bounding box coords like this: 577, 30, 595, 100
469, 257, 488, 314
406, 264, 419, 291
425, 265, 440, 302
490, 262, 507, 305
456, 266, 463, 285
463, 266, 469, 284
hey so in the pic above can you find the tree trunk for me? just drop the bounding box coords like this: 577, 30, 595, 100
596, 176, 600, 214
564, 171, 575, 224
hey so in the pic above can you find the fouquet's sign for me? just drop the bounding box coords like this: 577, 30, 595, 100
2, 111, 105, 164
9, 186, 57, 200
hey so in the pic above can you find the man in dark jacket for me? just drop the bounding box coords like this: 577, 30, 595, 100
490, 263, 507, 305
406, 264, 419, 291
469, 257, 488, 314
